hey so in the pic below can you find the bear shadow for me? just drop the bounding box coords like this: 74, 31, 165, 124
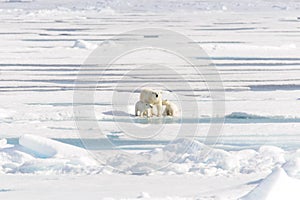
103, 110, 135, 117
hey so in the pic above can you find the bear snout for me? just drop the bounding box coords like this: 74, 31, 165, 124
155, 93, 158, 98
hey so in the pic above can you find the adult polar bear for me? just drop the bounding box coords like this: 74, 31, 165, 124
140, 88, 162, 117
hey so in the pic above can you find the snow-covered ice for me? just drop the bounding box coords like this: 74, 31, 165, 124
0, 0, 299, 199
1, 134, 300, 178
72, 39, 98, 49
241, 168, 300, 200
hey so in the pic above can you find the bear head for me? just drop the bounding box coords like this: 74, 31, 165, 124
162, 99, 170, 106
150, 91, 162, 103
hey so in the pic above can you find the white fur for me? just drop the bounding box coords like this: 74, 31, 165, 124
162, 100, 178, 117
140, 88, 162, 117
135, 101, 152, 117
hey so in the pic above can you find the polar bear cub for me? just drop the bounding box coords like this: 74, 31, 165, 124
140, 88, 162, 117
162, 100, 178, 117
135, 101, 152, 117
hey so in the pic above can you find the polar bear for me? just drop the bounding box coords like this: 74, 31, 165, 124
162, 100, 178, 117
135, 100, 152, 117
140, 88, 162, 117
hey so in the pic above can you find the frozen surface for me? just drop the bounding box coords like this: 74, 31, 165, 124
1, 135, 300, 177
241, 168, 300, 200
0, 172, 265, 200
1, 0, 300, 12
72, 39, 98, 49
0, 0, 299, 199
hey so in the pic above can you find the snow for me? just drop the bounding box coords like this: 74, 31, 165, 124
0, 0, 300, 12
19, 134, 95, 163
136, 192, 151, 199
72, 40, 98, 49
0, 172, 265, 200
0, 0, 299, 199
19, 134, 57, 157
0, 139, 12, 149
0, 135, 298, 178
240, 168, 300, 200
0, 135, 100, 174
283, 150, 300, 178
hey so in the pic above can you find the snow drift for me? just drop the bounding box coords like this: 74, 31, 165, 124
72, 40, 97, 50
0, 135, 299, 176
19, 134, 93, 159
240, 167, 300, 200
105, 138, 292, 175
0, 134, 100, 174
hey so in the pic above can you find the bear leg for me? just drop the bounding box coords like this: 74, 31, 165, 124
156, 104, 162, 117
